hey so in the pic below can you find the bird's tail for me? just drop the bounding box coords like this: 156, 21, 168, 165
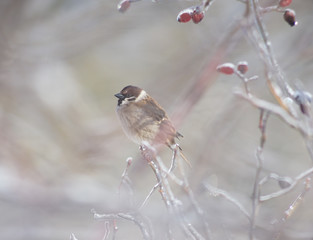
179, 148, 192, 168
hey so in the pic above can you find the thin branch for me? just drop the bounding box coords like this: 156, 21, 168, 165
93, 211, 153, 240
259, 173, 293, 188
112, 220, 118, 240
203, 183, 251, 221
148, 159, 173, 209
250, 93, 270, 240
249, 146, 263, 240
260, 165, 313, 201
258, 109, 270, 148
102, 221, 110, 240
118, 157, 134, 207
153, 155, 206, 240
233, 67, 252, 95
70, 233, 78, 240
235, 90, 305, 134
139, 182, 160, 210
140, 142, 206, 239
273, 178, 312, 239
178, 152, 212, 239
187, 223, 206, 240
168, 145, 178, 173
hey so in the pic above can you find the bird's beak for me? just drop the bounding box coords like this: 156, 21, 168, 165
114, 93, 124, 99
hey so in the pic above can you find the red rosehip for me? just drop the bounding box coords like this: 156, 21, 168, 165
237, 61, 248, 74
284, 9, 297, 27
177, 9, 193, 23
192, 11, 204, 24
118, 0, 131, 13
191, 7, 204, 24
217, 63, 235, 75
279, 0, 292, 7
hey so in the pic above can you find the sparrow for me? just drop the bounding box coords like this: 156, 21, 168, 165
114, 85, 183, 150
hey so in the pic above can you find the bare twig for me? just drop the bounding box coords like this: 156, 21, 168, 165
249, 92, 270, 240
233, 67, 251, 95
156, 155, 184, 186
70, 233, 78, 240
235, 90, 306, 134
258, 109, 270, 148
259, 173, 293, 188
168, 145, 178, 173
118, 157, 134, 207
140, 142, 206, 239
93, 210, 153, 240
203, 183, 251, 221
260, 6, 285, 14
139, 182, 160, 210
141, 142, 184, 186
187, 223, 206, 240
249, 146, 263, 240
102, 221, 110, 240
273, 178, 312, 239
260, 166, 313, 201
154, 156, 206, 239
178, 151, 212, 239
283, 178, 311, 221
112, 220, 118, 240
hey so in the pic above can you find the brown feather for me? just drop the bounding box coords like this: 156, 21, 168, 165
115, 86, 181, 148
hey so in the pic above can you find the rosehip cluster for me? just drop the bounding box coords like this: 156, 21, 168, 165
177, 6, 205, 24
277, 0, 297, 27
117, 0, 214, 24
217, 61, 249, 75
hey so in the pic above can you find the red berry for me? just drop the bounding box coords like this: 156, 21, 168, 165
217, 63, 235, 75
118, 0, 131, 13
284, 9, 297, 27
177, 9, 193, 23
237, 61, 248, 74
191, 7, 204, 24
192, 11, 204, 24
279, 0, 292, 7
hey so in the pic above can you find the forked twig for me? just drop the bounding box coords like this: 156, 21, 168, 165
92, 210, 153, 240
140, 143, 207, 239
203, 183, 251, 221
102, 221, 110, 240
70, 233, 78, 240
139, 182, 160, 210
273, 178, 312, 239
260, 166, 313, 201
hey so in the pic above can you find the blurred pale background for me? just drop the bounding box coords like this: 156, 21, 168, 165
0, 0, 313, 239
